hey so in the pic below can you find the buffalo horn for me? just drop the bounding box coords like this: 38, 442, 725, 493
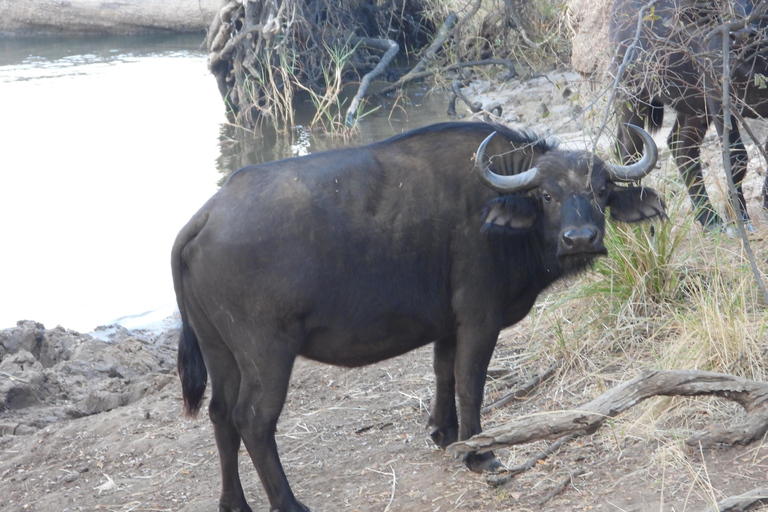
605, 124, 658, 182
475, 131, 540, 193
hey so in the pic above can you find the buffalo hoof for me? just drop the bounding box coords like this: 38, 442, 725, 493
429, 426, 458, 449
269, 502, 312, 512
463, 451, 504, 473
697, 210, 722, 232
219, 501, 253, 512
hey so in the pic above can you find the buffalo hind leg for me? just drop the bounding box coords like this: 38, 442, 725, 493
208, 354, 252, 512
455, 324, 502, 473
192, 313, 253, 512
668, 113, 721, 228
428, 335, 458, 449
231, 337, 310, 512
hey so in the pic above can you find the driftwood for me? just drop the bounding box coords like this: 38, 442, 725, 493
449, 369, 768, 455
344, 38, 399, 127
706, 487, 768, 512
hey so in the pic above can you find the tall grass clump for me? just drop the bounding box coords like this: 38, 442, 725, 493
535, 176, 767, 382
664, 242, 768, 380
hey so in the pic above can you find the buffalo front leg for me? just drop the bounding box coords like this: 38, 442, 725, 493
428, 335, 458, 449
454, 325, 503, 473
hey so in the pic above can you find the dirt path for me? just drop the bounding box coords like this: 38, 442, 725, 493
3, 326, 767, 512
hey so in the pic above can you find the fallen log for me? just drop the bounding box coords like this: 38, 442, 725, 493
448, 369, 768, 455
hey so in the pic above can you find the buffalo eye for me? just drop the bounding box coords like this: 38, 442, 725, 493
542, 193, 552, 203
596, 187, 607, 199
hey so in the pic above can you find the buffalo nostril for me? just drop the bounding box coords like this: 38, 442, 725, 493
562, 227, 598, 249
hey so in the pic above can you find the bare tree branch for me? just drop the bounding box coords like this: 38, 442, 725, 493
378, 12, 458, 94
344, 38, 399, 127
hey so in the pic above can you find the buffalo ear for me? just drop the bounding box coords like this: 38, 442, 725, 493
608, 186, 667, 223
481, 195, 537, 233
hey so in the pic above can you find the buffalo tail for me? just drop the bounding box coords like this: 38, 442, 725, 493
648, 97, 664, 134
171, 212, 209, 418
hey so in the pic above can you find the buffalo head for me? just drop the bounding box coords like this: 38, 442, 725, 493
475, 124, 665, 264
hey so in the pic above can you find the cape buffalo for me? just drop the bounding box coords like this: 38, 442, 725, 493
610, 0, 768, 228
171, 121, 664, 512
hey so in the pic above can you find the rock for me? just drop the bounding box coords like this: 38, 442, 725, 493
0, 351, 45, 410
0, 320, 44, 359
0, 321, 177, 429
568, 0, 613, 77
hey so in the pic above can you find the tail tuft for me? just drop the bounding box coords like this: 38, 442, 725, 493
648, 98, 664, 134
178, 321, 207, 418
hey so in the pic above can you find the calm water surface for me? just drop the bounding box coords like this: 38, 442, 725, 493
0, 35, 450, 332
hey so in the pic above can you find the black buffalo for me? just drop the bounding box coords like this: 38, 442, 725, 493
171, 121, 664, 512
610, 0, 768, 228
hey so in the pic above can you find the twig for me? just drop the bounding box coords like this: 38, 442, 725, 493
366, 465, 397, 512
345, 38, 399, 127
537, 468, 586, 506
482, 361, 560, 414
384, 465, 396, 512
703, 2, 768, 43
486, 434, 576, 487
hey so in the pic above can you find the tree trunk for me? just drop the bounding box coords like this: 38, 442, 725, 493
0, 0, 219, 36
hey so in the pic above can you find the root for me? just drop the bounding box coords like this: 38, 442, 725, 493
379, 12, 459, 95
204, 0, 562, 132
345, 38, 399, 127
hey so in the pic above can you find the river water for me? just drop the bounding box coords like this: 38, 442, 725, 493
0, 34, 449, 332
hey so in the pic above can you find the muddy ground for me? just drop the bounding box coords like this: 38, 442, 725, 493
3, 70, 768, 512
